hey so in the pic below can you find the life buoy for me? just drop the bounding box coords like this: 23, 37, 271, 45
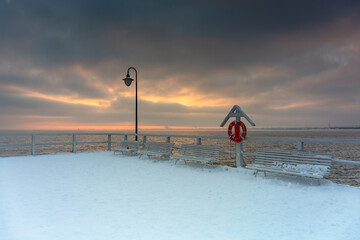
228, 120, 247, 143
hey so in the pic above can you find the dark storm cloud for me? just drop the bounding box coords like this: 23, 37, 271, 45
1, 0, 358, 67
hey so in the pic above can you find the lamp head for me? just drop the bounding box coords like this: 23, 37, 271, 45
123, 73, 134, 87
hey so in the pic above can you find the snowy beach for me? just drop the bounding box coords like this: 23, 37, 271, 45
1, 151, 360, 240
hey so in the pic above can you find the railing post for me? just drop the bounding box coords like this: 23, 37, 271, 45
31, 135, 35, 155
73, 134, 76, 153
197, 137, 202, 145
124, 135, 128, 140
108, 134, 111, 151
143, 136, 147, 145
166, 136, 170, 143
297, 140, 304, 152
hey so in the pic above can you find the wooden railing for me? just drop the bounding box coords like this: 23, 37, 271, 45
0, 132, 359, 166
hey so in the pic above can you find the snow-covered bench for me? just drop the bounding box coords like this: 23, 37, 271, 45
171, 144, 221, 165
246, 149, 332, 179
112, 140, 141, 155
138, 142, 174, 160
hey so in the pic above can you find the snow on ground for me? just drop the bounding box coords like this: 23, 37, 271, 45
0, 151, 360, 240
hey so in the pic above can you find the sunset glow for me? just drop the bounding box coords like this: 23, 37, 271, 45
140, 93, 227, 107
4, 84, 110, 107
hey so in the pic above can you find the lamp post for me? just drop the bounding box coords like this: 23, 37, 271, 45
123, 67, 138, 141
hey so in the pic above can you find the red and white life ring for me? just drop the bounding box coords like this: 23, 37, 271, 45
228, 120, 247, 143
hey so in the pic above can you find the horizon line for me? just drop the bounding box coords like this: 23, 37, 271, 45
1, 126, 359, 132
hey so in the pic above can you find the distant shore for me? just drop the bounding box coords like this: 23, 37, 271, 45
0, 126, 359, 133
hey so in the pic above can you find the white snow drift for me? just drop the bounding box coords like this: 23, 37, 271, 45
1, 151, 359, 240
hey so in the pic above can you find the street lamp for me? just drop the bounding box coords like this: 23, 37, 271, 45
123, 67, 138, 141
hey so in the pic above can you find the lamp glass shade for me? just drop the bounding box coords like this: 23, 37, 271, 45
123, 74, 134, 86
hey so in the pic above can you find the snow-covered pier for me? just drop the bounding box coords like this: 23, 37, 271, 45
1, 151, 359, 240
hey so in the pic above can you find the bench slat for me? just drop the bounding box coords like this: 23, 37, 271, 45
256, 156, 331, 163
258, 151, 332, 158
257, 153, 332, 162
255, 156, 331, 165
171, 155, 213, 163
258, 149, 331, 158
257, 153, 331, 161
257, 151, 332, 158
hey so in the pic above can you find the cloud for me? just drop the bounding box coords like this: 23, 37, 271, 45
0, 0, 360, 129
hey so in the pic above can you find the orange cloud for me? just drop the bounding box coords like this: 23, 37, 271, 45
3, 84, 111, 107
270, 101, 318, 110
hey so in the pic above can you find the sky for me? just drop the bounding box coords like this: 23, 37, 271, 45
0, 0, 360, 130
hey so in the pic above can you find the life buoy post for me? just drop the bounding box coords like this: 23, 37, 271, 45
220, 105, 255, 168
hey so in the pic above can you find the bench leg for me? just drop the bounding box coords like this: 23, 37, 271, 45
174, 159, 186, 165
253, 171, 266, 178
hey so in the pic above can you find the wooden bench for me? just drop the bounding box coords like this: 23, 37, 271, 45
112, 140, 141, 155
246, 149, 332, 179
171, 144, 221, 165
138, 142, 174, 160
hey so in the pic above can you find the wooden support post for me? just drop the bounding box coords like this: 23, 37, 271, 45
31, 135, 35, 155
236, 142, 244, 167
166, 136, 170, 143
73, 134, 76, 153
297, 140, 304, 152
143, 136, 147, 145
108, 134, 111, 151
197, 137, 202, 145
236, 116, 244, 168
